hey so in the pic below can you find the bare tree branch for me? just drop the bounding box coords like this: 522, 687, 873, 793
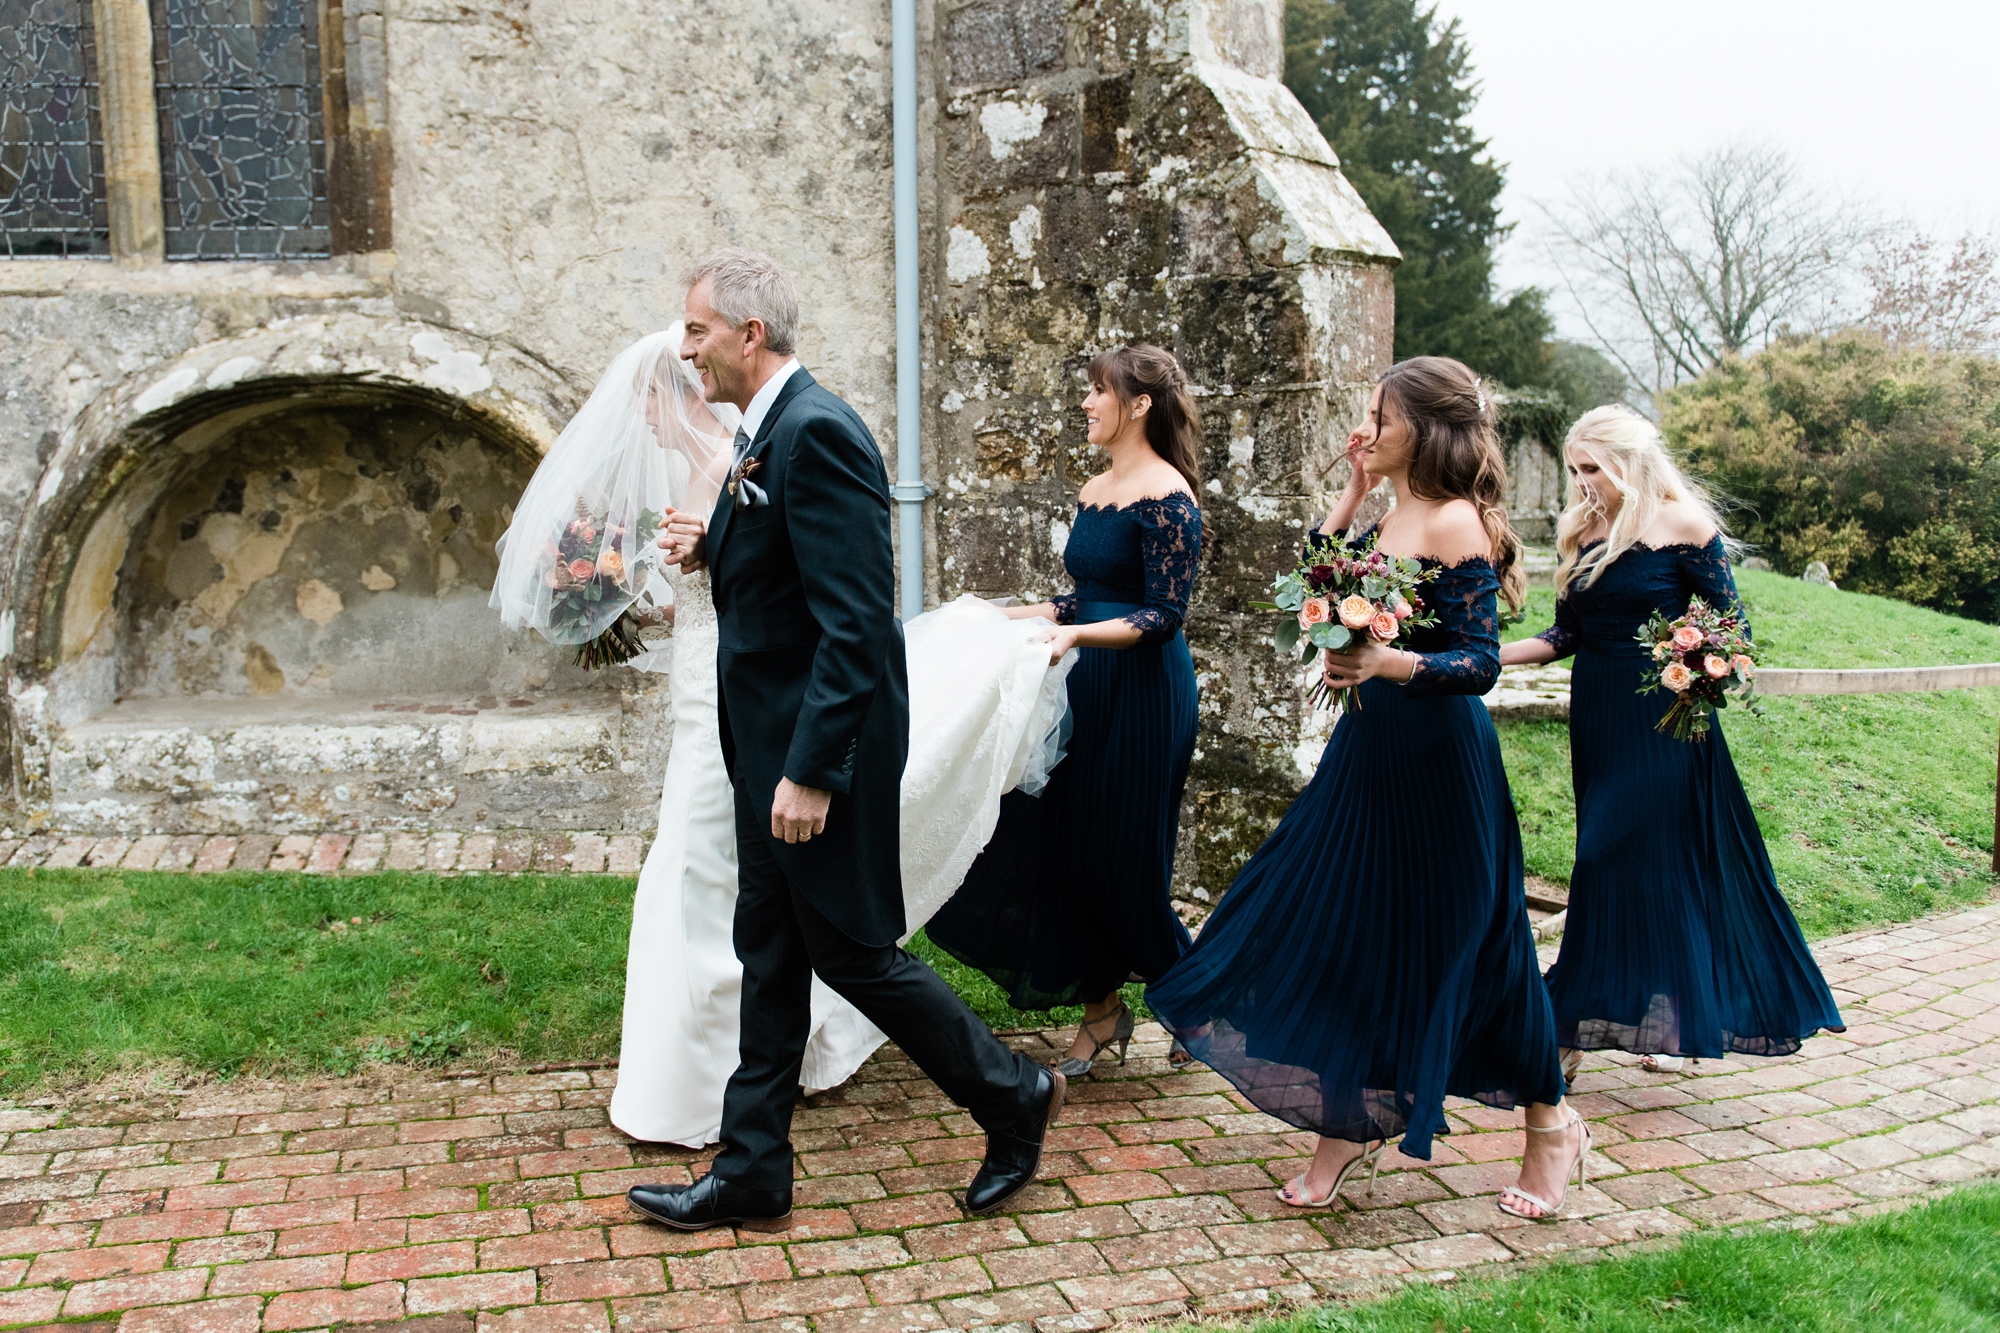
1860, 228, 2000, 353
1537, 143, 1875, 395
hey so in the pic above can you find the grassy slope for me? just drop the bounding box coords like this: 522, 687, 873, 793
0, 868, 632, 1094
1242, 1183, 2000, 1333
1502, 569, 2000, 936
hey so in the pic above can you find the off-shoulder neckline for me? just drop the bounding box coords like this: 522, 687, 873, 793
1076, 491, 1200, 516
1576, 534, 1723, 555
1343, 522, 1497, 571
1415, 552, 1497, 572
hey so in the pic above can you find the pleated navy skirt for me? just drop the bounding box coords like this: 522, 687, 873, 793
927, 601, 1197, 1009
1147, 675, 1563, 1159
1544, 645, 1844, 1057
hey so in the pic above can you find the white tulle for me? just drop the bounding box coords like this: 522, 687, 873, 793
490, 327, 737, 644
610, 589, 1074, 1146
899, 596, 1075, 934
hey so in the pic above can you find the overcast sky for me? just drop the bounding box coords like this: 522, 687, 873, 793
1430, 0, 2000, 340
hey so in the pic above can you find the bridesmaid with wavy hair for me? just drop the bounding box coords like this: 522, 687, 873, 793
1499, 406, 1842, 1075
929, 344, 1204, 1077
1149, 356, 1578, 1221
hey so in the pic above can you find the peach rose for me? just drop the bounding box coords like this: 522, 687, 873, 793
1703, 654, 1729, 678
1671, 624, 1703, 651
1732, 653, 1755, 676
1391, 596, 1414, 620
596, 549, 626, 581
1368, 610, 1399, 643
1660, 662, 1694, 692
1338, 595, 1375, 629
567, 558, 596, 581
1652, 641, 1672, 661
1300, 596, 1332, 627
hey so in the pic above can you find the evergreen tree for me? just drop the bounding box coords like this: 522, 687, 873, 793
1285, 0, 1551, 387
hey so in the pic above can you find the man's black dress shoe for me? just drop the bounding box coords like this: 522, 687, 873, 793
627, 1172, 792, 1231
965, 1065, 1066, 1215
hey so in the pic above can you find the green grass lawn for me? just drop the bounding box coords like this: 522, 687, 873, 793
0, 864, 1122, 1094
0, 868, 634, 1095
1240, 1183, 2000, 1333
1502, 569, 2000, 936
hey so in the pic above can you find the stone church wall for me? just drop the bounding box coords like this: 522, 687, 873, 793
924, 0, 1397, 905
1, 0, 1396, 899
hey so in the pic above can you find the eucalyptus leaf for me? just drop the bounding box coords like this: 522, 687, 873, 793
1274, 617, 1301, 656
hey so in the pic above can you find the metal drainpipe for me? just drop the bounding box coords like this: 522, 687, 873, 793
891, 0, 930, 622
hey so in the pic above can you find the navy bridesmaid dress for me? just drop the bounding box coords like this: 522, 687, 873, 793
1147, 534, 1562, 1158
1536, 537, 1843, 1058
927, 493, 1201, 1009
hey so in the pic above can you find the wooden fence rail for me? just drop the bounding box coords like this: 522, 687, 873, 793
1754, 663, 2000, 696
1749, 662, 2000, 872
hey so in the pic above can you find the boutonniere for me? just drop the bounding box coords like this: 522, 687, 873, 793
726, 456, 762, 497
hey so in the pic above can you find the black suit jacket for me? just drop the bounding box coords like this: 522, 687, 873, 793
707, 368, 910, 947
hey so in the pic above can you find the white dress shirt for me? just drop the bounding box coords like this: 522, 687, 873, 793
738, 357, 801, 445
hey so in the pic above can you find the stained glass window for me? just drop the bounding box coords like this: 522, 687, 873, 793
0, 0, 109, 257
151, 0, 327, 259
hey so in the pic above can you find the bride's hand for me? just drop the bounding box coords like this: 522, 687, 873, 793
658, 508, 708, 573
1322, 642, 1412, 689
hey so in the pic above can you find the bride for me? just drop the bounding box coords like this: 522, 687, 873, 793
493, 329, 1072, 1146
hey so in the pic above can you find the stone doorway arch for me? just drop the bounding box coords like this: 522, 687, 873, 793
4, 316, 668, 837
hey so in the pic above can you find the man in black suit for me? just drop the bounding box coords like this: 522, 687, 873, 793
626, 249, 1063, 1229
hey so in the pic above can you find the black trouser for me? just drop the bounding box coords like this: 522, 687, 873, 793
712, 789, 1043, 1191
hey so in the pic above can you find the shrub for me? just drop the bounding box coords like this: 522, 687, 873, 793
1662, 329, 2000, 620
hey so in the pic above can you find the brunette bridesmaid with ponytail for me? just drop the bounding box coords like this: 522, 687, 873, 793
1149, 356, 1581, 1221
930, 344, 1204, 1077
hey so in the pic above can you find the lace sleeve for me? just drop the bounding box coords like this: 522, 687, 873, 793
1679, 535, 1750, 638
1049, 592, 1079, 625
1403, 560, 1502, 697
1533, 589, 1581, 659
1126, 493, 1202, 645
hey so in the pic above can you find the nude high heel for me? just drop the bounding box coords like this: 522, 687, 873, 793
1279, 1139, 1385, 1208
1053, 999, 1134, 1078
1497, 1110, 1591, 1220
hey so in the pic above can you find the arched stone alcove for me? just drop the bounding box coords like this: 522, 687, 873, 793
5, 317, 670, 836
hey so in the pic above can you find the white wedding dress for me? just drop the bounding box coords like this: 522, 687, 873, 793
610, 575, 1070, 1146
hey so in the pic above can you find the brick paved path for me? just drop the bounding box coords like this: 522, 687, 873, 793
0, 831, 648, 877
4, 903, 1998, 1333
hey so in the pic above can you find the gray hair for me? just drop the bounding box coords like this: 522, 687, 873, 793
681, 248, 800, 356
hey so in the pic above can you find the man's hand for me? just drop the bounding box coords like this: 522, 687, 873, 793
771, 778, 832, 844
658, 508, 709, 574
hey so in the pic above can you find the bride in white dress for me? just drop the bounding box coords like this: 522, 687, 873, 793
494, 330, 1072, 1146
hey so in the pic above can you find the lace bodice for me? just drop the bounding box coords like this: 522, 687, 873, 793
1400, 557, 1502, 695
1320, 524, 1500, 697
1049, 493, 1201, 645
671, 570, 718, 637
1535, 536, 1743, 660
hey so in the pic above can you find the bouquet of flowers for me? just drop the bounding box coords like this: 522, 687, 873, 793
1636, 596, 1760, 741
542, 498, 664, 669
1257, 533, 1440, 713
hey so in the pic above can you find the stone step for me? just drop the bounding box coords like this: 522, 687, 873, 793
1484, 663, 1571, 720
0, 829, 650, 875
